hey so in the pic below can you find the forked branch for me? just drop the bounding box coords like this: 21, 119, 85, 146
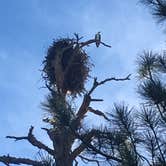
71, 129, 98, 160
6, 126, 54, 156
88, 74, 131, 95
75, 74, 131, 125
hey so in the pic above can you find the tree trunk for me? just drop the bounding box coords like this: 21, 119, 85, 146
55, 158, 73, 166
52, 127, 75, 166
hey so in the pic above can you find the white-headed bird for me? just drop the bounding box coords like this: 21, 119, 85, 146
95, 32, 101, 47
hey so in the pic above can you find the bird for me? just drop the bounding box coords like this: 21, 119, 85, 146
124, 139, 132, 151
43, 117, 56, 125
95, 32, 101, 47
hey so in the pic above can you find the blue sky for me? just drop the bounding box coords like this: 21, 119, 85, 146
0, 0, 165, 165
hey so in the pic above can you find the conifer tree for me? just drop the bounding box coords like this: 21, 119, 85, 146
136, 50, 166, 165
0, 34, 131, 166
140, 0, 166, 23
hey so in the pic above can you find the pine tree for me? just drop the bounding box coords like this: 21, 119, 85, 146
140, 0, 166, 23
93, 51, 166, 166
0, 34, 131, 166
136, 50, 166, 165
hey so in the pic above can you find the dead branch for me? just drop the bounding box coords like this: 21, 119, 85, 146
70, 127, 122, 163
84, 142, 122, 163
71, 129, 97, 160
100, 41, 112, 48
88, 74, 131, 95
80, 39, 111, 48
75, 94, 91, 122
91, 98, 104, 102
79, 155, 100, 166
41, 127, 55, 143
88, 107, 110, 121
73, 74, 131, 129
74, 158, 79, 166
6, 126, 54, 156
0, 155, 44, 166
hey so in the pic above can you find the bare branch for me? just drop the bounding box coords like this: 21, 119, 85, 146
79, 155, 100, 166
6, 136, 27, 141
88, 107, 110, 121
98, 74, 131, 85
91, 98, 104, 102
41, 127, 50, 132
41, 127, 54, 141
73, 74, 131, 129
88, 74, 131, 95
70, 128, 122, 163
74, 33, 83, 42
6, 126, 54, 156
80, 39, 111, 48
74, 158, 79, 166
75, 94, 91, 122
71, 129, 98, 160
100, 41, 112, 48
0, 155, 44, 166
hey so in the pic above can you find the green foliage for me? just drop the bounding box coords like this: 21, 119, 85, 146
139, 106, 159, 129
36, 151, 56, 166
140, 0, 166, 23
136, 50, 158, 79
109, 104, 140, 166
137, 50, 166, 108
42, 91, 75, 126
87, 104, 141, 165
136, 51, 166, 165
157, 55, 166, 72
138, 79, 166, 105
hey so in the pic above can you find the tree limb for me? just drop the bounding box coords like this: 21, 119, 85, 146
88, 74, 131, 96
91, 98, 104, 102
100, 41, 112, 48
80, 39, 111, 48
71, 129, 97, 160
78, 155, 100, 166
41, 127, 56, 143
70, 128, 122, 163
0, 155, 44, 166
73, 74, 131, 129
88, 107, 110, 121
73, 94, 91, 127
6, 126, 54, 156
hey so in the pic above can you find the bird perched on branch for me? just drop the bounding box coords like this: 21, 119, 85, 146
95, 32, 101, 47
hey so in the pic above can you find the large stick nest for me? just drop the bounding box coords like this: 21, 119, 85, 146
42, 38, 92, 96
